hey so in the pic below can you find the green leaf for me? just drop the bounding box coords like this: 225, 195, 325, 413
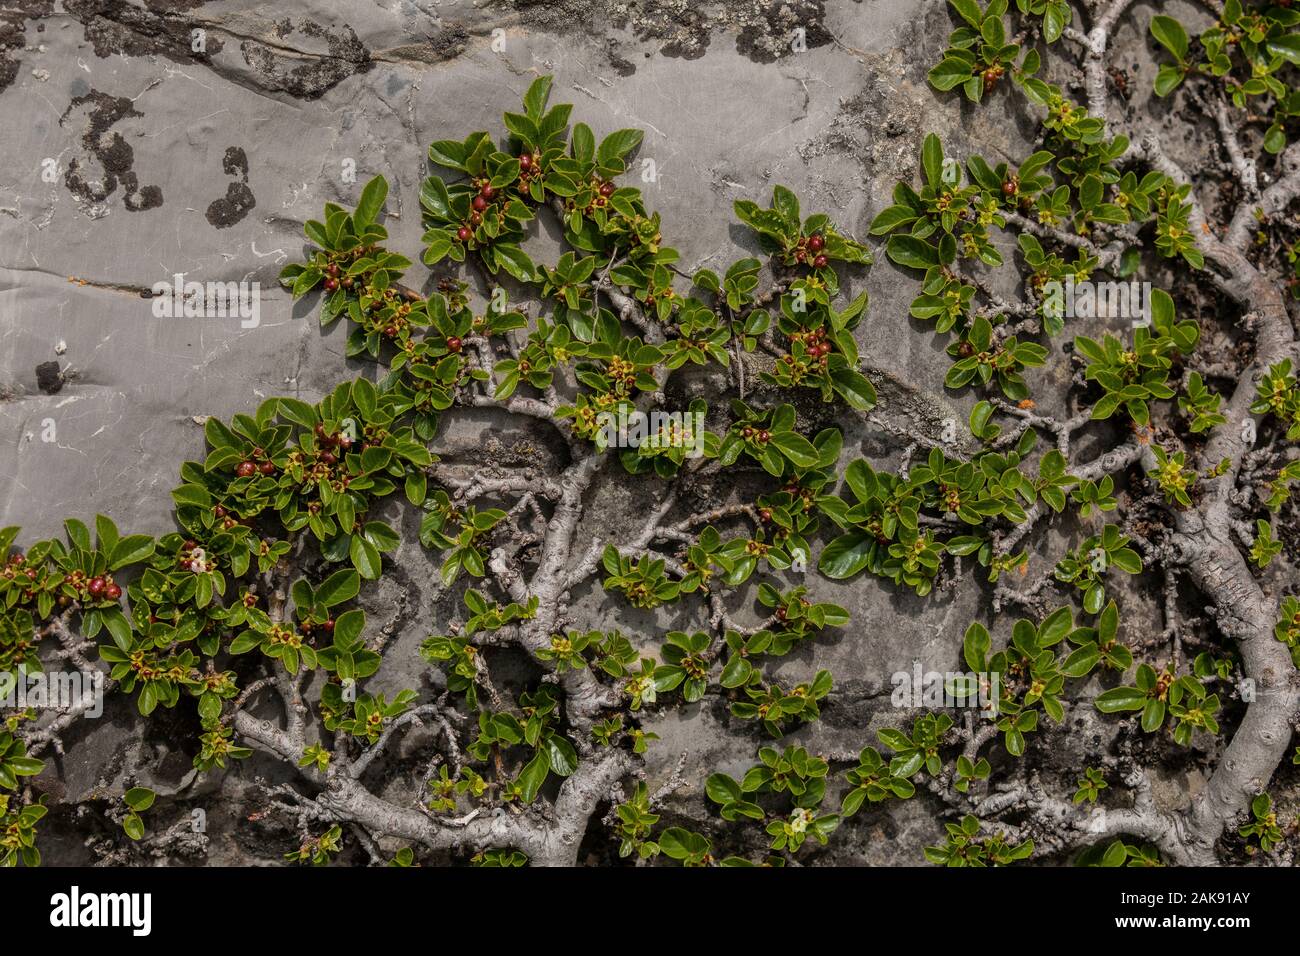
818, 531, 874, 579
350, 535, 382, 580
1267, 33, 1300, 66
123, 813, 145, 841
921, 133, 944, 188
1149, 16, 1188, 60
768, 431, 821, 469
109, 535, 155, 571
354, 175, 389, 227
830, 367, 877, 410
886, 235, 939, 270
1153, 64, 1184, 97
124, 787, 156, 811
517, 749, 550, 804
1095, 687, 1147, 713
316, 568, 361, 607
597, 129, 644, 166
543, 735, 579, 777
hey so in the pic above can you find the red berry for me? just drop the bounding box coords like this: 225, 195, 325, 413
807, 234, 825, 252
327, 263, 340, 277
742, 427, 754, 438
599, 182, 615, 197
469, 212, 482, 226
236, 461, 256, 478
320, 451, 337, 465
446, 336, 463, 353
213, 505, 226, 518
519, 154, 532, 170
480, 183, 496, 199
88, 576, 106, 596
324, 277, 339, 292
321, 619, 335, 633
259, 461, 277, 476
341, 276, 354, 289
383, 325, 397, 337
457, 226, 473, 242
813, 255, 829, 268
759, 430, 771, 443
183, 539, 198, 551
472, 195, 488, 212
105, 583, 122, 600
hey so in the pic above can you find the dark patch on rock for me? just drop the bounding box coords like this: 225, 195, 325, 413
604, 37, 637, 76
205, 145, 255, 228
64, 0, 223, 62
240, 18, 371, 99
733, 0, 833, 64
507, 0, 831, 64
59, 90, 164, 212
0, 0, 54, 94
35, 361, 63, 394
429, 24, 470, 60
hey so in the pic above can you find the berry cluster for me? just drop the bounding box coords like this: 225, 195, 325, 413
792, 232, 829, 269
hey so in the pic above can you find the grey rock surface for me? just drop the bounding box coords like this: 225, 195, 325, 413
0, 0, 1180, 865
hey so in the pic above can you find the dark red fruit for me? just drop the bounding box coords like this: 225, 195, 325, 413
807, 234, 825, 252
480, 183, 496, 199
447, 336, 462, 353
321, 619, 335, 633
742, 426, 754, 438
813, 255, 829, 268
758, 430, 771, 444
519, 154, 533, 170
213, 505, 226, 518
324, 277, 339, 292
320, 451, 337, 465
775, 607, 788, 621
383, 325, 397, 337
341, 276, 354, 289
958, 341, 975, 358
183, 539, 198, 551
457, 226, 473, 242
88, 576, 106, 596
236, 461, 257, 478
599, 181, 615, 197
327, 263, 340, 278
105, 583, 122, 601
469, 212, 482, 226
472, 195, 488, 212
259, 461, 277, 476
